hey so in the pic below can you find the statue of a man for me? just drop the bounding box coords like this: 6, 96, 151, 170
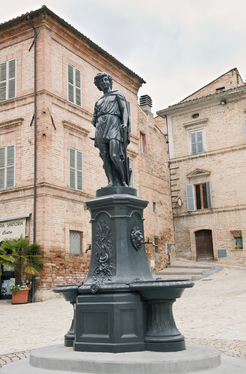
91, 72, 131, 187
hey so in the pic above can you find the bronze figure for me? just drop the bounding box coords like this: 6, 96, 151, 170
91, 72, 131, 187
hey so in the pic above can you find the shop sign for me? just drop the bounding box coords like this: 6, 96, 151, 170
0, 219, 26, 240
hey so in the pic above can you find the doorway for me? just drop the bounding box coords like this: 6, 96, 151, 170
195, 230, 214, 261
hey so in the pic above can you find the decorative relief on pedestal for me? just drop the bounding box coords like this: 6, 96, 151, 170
92, 219, 115, 285
130, 227, 144, 251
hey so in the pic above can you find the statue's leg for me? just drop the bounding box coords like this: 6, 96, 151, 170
109, 140, 127, 187
98, 141, 114, 186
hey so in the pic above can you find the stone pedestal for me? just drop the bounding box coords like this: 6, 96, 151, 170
79, 186, 153, 293
74, 292, 145, 352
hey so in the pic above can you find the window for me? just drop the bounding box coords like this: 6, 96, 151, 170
0, 59, 16, 101
216, 87, 225, 93
127, 101, 131, 132
129, 169, 134, 187
67, 64, 81, 106
235, 237, 243, 249
153, 202, 156, 213
190, 131, 203, 154
69, 147, 83, 190
140, 132, 147, 153
69, 231, 82, 254
0, 145, 15, 190
186, 181, 212, 211
154, 237, 158, 253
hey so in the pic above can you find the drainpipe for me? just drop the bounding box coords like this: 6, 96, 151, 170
27, 15, 37, 303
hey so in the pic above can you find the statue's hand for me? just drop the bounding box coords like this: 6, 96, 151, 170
120, 123, 127, 130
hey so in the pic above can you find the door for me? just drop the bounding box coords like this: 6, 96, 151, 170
195, 230, 214, 261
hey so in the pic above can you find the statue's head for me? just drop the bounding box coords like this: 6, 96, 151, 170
94, 72, 113, 91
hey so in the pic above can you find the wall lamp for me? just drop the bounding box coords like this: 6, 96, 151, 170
220, 99, 227, 105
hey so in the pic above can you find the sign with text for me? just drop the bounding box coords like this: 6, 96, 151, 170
0, 219, 26, 241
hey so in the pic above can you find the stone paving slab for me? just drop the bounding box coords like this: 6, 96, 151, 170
0, 263, 245, 367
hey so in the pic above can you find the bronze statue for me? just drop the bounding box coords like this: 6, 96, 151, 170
91, 72, 131, 187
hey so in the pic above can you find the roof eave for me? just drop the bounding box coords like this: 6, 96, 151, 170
157, 85, 246, 117
0, 5, 146, 85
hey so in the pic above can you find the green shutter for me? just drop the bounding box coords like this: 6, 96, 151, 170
0, 148, 5, 189
6, 146, 15, 188
77, 151, 83, 190
206, 181, 212, 209
186, 184, 195, 211
75, 69, 81, 106
0, 62, 7, 101
69, 148, 75, 188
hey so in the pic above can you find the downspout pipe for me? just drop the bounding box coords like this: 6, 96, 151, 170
27, 14, 37, 303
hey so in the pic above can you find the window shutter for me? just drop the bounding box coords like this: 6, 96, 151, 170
77, 151, 83, 191
0, 62, 6, 101
8, 60, 16, 99
206, 181, 212, 209
191, 131, 203, 154
197, 131, 203, 153
191, 133, 196, 154
129, 169, 134, 187
75, 69, 81, 106
6, 145, 15, 188
0, 148, 5, 189
68, 64, 74, 103
186, 184, 195, 211
69, 148, 76, 189
127, 101, 131, 132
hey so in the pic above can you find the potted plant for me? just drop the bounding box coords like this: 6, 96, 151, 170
0, 235, 46, 304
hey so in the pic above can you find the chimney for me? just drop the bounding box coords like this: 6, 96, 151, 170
139, 95, 152, 113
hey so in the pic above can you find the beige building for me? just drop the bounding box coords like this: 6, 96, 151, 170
157, 68, 246, 266
0, 6, 174, 300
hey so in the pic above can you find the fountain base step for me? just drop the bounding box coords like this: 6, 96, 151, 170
1, 344, 246, 374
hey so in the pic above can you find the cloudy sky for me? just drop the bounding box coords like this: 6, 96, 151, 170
2, 0, 246, 114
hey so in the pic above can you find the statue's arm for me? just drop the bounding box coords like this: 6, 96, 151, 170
117, 93, 129, 128
91, 104, 98, 127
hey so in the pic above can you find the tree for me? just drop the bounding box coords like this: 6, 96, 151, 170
0, 235, 45, 285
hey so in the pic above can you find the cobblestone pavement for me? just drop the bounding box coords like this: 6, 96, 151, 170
0, 263, 245, 367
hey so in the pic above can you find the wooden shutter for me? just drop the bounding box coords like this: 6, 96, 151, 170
127, 101, 131, 132
69, 148, 83, 190
191, 131, 203, 154
8, 59, 16, 99
0, 147, 5, 189
6, 145, 15, 188
76, 151, 83, 191
196, 131, 203, 153
206, 181, 212, 209
69, 148, 76, 189
68, 64, 74, 103
67, 64, 81, 106
0, 62, 6, 101
191, 133, 196, 154
186, 184, 195, 211
75, 69, 81, 106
